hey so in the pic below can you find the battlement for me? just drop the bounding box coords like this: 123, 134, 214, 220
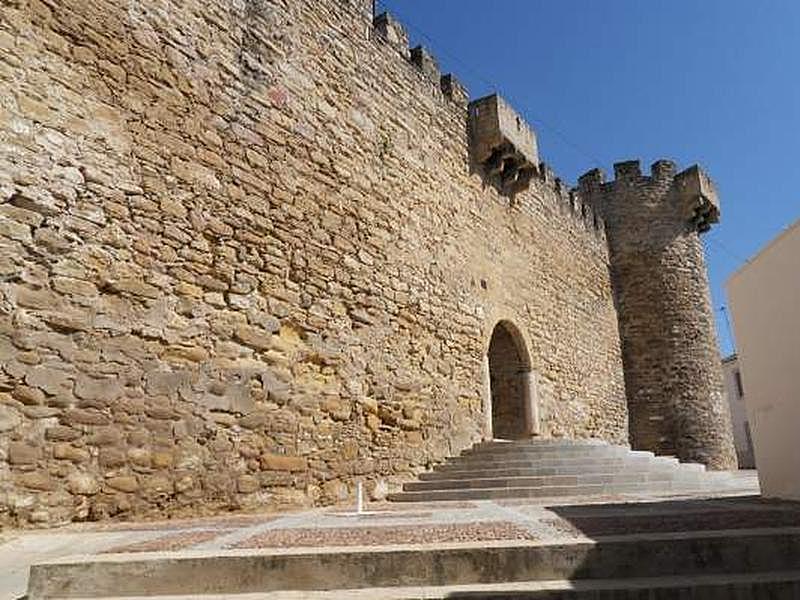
368, 7, 600, 241
410, 46, 440, 81
579, 160, 720, 234
468, 94, 540, 196
372, 12, 467, 107
373, 12, 409, 58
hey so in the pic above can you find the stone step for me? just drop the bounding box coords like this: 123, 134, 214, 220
424, 458, 687, 480
78, 571, 800, 598
404, 470, 707, 492
27, 530, 800, 598
436, 454, 658, 471
389, 480, 731, 502
466, 439, 614, 452
460, 446, 635, 459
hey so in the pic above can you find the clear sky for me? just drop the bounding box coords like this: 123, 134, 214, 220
377, 0, 800, 356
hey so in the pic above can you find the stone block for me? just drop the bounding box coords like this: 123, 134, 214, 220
237, 474, 260, 493
53, 443, 90, 462
260, 453, 307, 472
322, 397, 352, 421
11, 384, 44, 405
0, 404, 22, 432
151, 451, 175, 469
25, 365, 74, 396
8, 442, 41, 465
63, 408, 111, 426
45, 426, 82, 442
128, 448, 152, 468
67, 472, 100, 495
99, 448, 127, 468
106, 476, 139, 493
75, 374, 123, 402
321, 478, 349, 502
234, 325, 274, 351
15, 472, 54, 491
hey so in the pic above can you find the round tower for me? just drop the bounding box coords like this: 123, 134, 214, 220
579, 160, 737, 470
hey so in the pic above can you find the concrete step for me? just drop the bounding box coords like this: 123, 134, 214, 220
27, 529, 800, 598
389, 480, 731, 502
402, 440, 722, 503
75, 571, 800, 598
473, 438, 611, 448
459, 446, 636, 459
437, 455, 658, 471
404, 471, 706, 492
421, 459, 686, 481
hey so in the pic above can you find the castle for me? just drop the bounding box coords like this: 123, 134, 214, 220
0, 0, 735, 526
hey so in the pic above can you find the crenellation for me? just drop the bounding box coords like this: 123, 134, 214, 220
613, 160, 642, 181
651, 159, 677, 180
373, 12, 409, 58
569, 190, 581, 215
539, 163, 556, 185
555, 180, 571, 207
410, 45, 440, 81
440, 74, 468, 106
578, 168, 606, 198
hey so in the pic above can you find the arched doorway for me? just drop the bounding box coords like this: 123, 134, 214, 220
487, 320, 537, 440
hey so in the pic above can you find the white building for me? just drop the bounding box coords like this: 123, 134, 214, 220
721, 354, 755, 469
727, 219, 800, 500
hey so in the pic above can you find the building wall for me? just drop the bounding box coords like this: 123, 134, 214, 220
727, 220, 800, 499
721, 355, 755, 469
0, 0, 627, 526
580, 162, 737, 470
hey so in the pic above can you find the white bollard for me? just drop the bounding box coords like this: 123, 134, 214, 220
356, 480, 364, 514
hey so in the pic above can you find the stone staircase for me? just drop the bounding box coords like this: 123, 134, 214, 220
28, 529, 800, 599
389, 438, 742, 502
25, 439, 775, 599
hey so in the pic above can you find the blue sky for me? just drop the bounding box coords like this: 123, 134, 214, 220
377, 0, 800, 356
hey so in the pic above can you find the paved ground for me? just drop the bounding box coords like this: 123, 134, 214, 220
0, 472, 769, 599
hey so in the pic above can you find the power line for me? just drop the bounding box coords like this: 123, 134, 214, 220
719, 304, 736, 354
373, 0, 605, 168
704, 235, 747, 265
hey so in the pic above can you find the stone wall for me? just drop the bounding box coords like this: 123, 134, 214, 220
580, 161, 737, 470
0, 0, 627, 526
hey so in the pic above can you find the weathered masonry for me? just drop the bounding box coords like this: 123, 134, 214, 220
0, 0, 733, 526
580, 164, 736, 470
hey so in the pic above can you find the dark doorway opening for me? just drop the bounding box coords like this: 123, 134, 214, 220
488, 321, 530, 440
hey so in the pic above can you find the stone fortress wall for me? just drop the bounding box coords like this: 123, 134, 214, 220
0, 0, 630, 526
